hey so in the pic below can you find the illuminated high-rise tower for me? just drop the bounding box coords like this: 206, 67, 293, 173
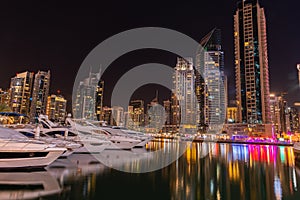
73, 69, 100, 120
197, 29, 226, 133
46, 94, 67, 122
173, 57, 197, 133
10, 71, 34, 115
234, 0, 270, 124
30, 70, 50, 121
96, 80, 104, 120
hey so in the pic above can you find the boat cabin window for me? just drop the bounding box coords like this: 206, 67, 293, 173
40, 121, 50, 129
68, 132, 77, 136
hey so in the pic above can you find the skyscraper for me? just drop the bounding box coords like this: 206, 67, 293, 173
102, 106, 113, 125
146, 94, 165, 133
30, 70, 50, 121
173, 57, 197, 133
10, 71, 34, 115
128, 100, 145, 130
0, 88, 10, 106
162, 99, 173, 133
197, 29, 226, 133
269, 94, 280, 133
234, 0, 270, 124
285, 107, 299, 133
96, 80, 104, 121
111, 106, 124, 126
46, 94, 67, 122
73, 69, 100, 120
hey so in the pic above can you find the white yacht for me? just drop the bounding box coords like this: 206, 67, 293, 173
12, 116, 111, 155
111, 126, 153, 148
0, 127, 66, 169
38, 115, 79, 141
15, 128, 83, 157
66, 118, 141, 150
71, 119, 152, 148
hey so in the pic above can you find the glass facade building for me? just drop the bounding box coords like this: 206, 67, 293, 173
234, 0, 270, 124
173, 57, 197, 133
10, 71, 34, 116
196, 29, 226, 133
30, 70, 51, 121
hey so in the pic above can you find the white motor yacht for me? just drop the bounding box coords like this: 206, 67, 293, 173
111, 126, 153, 148
77, 119, 151, 148
0, 127, 66, 169
66, 118, 141, 150
15, 128, 83, 157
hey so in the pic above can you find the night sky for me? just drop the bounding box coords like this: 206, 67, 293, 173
0, 0, 299, 112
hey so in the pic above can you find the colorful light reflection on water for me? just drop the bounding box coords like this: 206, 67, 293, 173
23, 141, 300, 200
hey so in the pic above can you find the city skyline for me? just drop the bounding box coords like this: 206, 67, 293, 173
0, 0, 299, 111
0, 2, 300, 199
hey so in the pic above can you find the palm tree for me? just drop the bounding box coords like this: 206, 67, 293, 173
0, 103, 11, 112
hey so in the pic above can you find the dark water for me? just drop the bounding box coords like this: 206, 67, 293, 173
3, 141, 300, 200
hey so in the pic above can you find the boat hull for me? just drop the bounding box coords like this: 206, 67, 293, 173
0, 148, 65, 169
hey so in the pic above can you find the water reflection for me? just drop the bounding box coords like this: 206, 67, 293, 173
0, 170, 61, 199
166, 143, 300, 200
0, 142, 300, 200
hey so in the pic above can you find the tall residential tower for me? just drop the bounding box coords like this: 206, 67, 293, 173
173, 57, 197, 133
197, 29, 226, 133
234, 0, 270, 124
73, 69, 100, 120
10, 71, 34, 116
30, 70, 51, 121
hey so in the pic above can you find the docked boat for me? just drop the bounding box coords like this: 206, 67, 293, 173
66, 118, 142, 150
111, 126, 153, 148
0, 127, 66, 169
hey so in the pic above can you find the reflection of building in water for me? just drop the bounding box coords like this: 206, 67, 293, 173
166, 142, 297, 200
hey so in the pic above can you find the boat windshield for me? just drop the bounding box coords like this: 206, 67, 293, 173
0, 127, 28, 140
71, 119, 96, 127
